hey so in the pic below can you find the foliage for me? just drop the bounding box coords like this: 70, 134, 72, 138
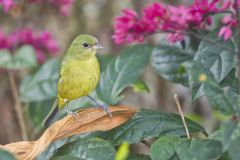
1, 0, 240, 160
0, 149, 15, 160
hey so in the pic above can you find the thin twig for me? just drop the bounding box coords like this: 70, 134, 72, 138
156, 30, 236, 54
184, 30, 236, 54
8, 71, 28, 140
173, 94, 190, 139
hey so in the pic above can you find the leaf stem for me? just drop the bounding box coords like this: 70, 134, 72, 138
174, 94, 190, 139
8, 70, 28, 140
156, 30, 236, 54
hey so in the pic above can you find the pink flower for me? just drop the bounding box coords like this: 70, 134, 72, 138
168, 5, 193, 28
191, 0, 220, 14
49, 0, 74, 16
0, 29, 10, 49
0, 0, 15, 13
218, 26, 232, 40
142, 3, 168, 32
112, 0, 237, 45
113, 9, 147, 44
167, 33, 185, 43
0, 28, 59, 63
218, 14, 236, 40
39, 32, 59, 54
222, 15, 237, 26
35, 50, 46, 63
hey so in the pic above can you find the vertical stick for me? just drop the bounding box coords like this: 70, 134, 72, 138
8, 71, 28, 140
174, 94, 190, 139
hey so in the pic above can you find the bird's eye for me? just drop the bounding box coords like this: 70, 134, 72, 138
82, 43, 89, 48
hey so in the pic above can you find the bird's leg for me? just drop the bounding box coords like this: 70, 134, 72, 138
64, 99, 78, 119
87, 95, 112, 117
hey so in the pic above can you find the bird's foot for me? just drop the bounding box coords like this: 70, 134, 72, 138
98, 104, 112, 117
68, 111, 79, 120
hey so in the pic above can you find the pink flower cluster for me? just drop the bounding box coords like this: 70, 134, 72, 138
0, 28, 59, 63
113, 0, 239, 44
0, 0, 15, 12
0, 0, 74, 16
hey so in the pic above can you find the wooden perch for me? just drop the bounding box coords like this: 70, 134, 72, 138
0, 106, 136, 160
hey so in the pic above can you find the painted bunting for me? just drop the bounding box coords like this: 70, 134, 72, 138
43, 34, 110, 126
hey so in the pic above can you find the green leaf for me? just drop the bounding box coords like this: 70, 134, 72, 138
0, 45, 37, 69
220, 121, 240, 150
0, 149, 16, 160
183, 61, 214, 101
228, 138, 240, 160
51, 138, 116, 160
203, 80, 237, 115
150, 136, 223, 160
219, 120, 240, 160
177, 139, 223, 160
96, 109, 205, 145
150, 136, 180, 160
132, 79, 150, 93
195, 28, 236, 83
96, 45, 152, 105
20, 58, 60, 102
184, 61, 236, 114
127, 154, 151, 160
28, 99, 55, 128
150, 45, 193, 86
97, 54, 114, 71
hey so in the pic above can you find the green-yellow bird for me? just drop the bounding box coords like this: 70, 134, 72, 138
43, 34, 110, 126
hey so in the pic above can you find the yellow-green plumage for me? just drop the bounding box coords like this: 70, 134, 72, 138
58, 54, 100, 108
43, 34, 102, 126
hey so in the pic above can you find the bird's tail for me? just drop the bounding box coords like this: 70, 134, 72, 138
42, 99, 59, 127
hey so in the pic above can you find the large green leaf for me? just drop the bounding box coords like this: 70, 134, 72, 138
203, 79, 237, 115
150, 45, 193, 86
0, 149, 16, 160
0, 45, 37, 69
96, 109, 205, 145
51, 138, 116, 160
150, 135, 223, 160
184, 61, 236, 114
228, 138, 240, 160
215, 121, 240, 160
195, 28, 236, 83
20, 58, 60, 102
220, 121, 240, 149
183, 61, 214, 101
96, 45, 152, 105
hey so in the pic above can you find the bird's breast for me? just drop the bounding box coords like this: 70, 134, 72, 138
58, 56, 100, 100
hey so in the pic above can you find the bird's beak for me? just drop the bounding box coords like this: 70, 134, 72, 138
93, 44, 103, 50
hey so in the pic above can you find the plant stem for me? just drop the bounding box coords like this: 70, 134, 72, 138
157, 30, 236, 54
235, 0, 240, 95
185, 30, 235, 54
8, 71, 28, 140
174, 94, 190, 139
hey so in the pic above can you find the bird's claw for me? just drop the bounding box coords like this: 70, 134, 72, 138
98, 104, 112, 117
68, 111, 79, 120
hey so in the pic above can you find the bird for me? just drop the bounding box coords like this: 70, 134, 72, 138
43, 34, 110, 126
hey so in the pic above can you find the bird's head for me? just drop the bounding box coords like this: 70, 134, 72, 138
69, 34, 103, 57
